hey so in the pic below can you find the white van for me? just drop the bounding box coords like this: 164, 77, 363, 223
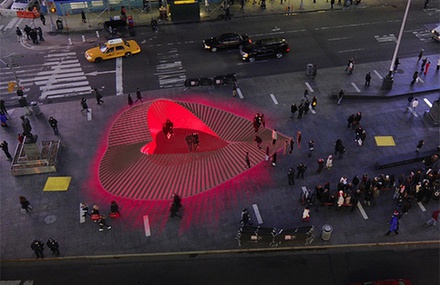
432, 25, 440, 42
10, 0, 31, 11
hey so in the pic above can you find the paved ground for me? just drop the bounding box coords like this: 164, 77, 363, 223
0, 0, 439, 262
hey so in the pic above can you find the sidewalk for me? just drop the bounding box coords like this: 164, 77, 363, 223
0, 53, 439, 261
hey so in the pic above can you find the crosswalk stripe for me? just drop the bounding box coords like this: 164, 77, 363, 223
5, 17, 19, 30
35, 76, 87, 85
50, 63, 81, 69
40, 81, 90, 91
43, 60, 79, 66
34, 68, 83, 76
47, 52, 77, 57
41, 86, 92, 98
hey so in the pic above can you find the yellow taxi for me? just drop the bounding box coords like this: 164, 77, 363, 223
85, 38, 141, 63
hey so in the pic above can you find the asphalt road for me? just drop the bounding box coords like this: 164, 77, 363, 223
1, 245, 438, 284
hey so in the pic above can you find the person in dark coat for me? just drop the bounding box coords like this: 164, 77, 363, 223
36, 27, 44, 41
173, 193, 182, 209
29, 28, 38, 44
288, 167, 295, 185
347, 114, 354, 128
296, 162, 307, 178
94, 88, 104, 104
31, 239, 44, 259
23, 25, 31, 39
48, 117, 59, 135
128, 94, 133, 106
317, 158, 325, 173
364, 72, 371, 86
416, 140, 424, 152
20, 196, 32, 212
0, 141, 12, 160
110, 201, 120, 216
16, 27, 23, 42
40, 13, 46, 25
334, 139, 345, 158
271, 151, 277, 167
135, 88, 143, 103
240, 208, 251, 226
46, 238, 60, 256
80, 98, 89, 113
297, 103, 304, 119
81, 10, 87, 23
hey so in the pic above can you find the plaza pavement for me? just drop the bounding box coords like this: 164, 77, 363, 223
1, 0, 439, 262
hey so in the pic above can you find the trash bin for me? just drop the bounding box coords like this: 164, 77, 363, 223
30, 101, 42, 115
306, 63, 313, 76
56, 18, 63, 30
321, 224, 333, 241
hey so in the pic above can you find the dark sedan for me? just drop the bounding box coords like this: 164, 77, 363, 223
240, 38, 290, 62
203, 33, 252, 52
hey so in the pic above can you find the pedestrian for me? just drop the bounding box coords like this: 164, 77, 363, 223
110, 200, 121, 217
353, 111, 362, 126
411, 98, 419, 111
98, 214, 112, 231
240, 0, 244, 10
297, 103, 304, 119
18, 133, 24, 144
359, 130, 367, 146
169, 202, 182, 218
337, 89, 344, 105
289, 137, 294, 154
385, 212, 399, 235
326, 155, 333, 169
317, 158, 325, 173
393, 57, 400, 71
254, 135, 262, 149
81, 202, 90, 217
40, 13, 46, 25
245, 152, 251, 168
290, 103, 298, 118
424, 0, 429, 8
420, 57, 428, 72
334, 139, 345, 158
173, 193, 182, 209
425, 209, 439, 226
364, 72, 371, 86
91, 205, 100, 221
36, 27, 44, 42
437, 58, 440, 72
288, 167, 295, 185
416, 140, 424, 152
23, 25, 31, 40
94, 88, 104, 104
120, 6, 126, 17
1, 141, 12, 160
307, 140, 314, 157
48, 117, 59, 135
16, 27, 23, 42
80, 98, 89, 113
283, 140, 288, 156
81, 10, 87, 23
311, 96, 317, 110
265, 145, 270, 161
347, 114, 355, 128
128, 94, 133, 106
347, 58, 354, 75
19, 196, 32, 213
31, 240, 44, 259
29, 28, 38, 44
410, 71, 419, 86
240, 208, 252, 226
406, 94, 414, 108
0, 113, 8, 127
297, 131, 302, 149
272, 129, 277, 145
424, 61, 431, 75
330, 0, 335, 9
303, 100, 310, 114
224, 5, 231, 21
46, 238, 60, 256
232, 82, 238, 97
271, 151, 277, 167
296, 163, 307, 178
135, 88, 143, 103
312, 64, 317, 79
302, 206, 310, 222
260, 114, 265, 128
417, 49, 423, 62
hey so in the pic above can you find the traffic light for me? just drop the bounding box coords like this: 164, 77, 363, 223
8, 82, 16, 92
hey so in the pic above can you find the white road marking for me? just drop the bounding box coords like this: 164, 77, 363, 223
252, 204, 263, 225
418, 77, 425, 84
270, 93, 278, 105
373, 70, 383, 80
237, 87, 244, 99
87, 108, 92, 121
116, 57, 123, 96
357, 201, 369, 219
5, 17, 19, 30
351, 82, 361, 92
423, 97, 432, 108
305, 82, 314, 92
85, 70, 117, 76
143, 215, 151, 236
338, 48, 365, 53
79, 203, 85, 223
417, 201, 426, 212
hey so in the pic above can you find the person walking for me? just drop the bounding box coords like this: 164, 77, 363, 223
288, 167, 295, 185
16, 26, 23, 42
406, 94, 414, 108
46, 238, 60, 256
307, 140, 315, 157
40, 13, 46, 25
289, 137, 294, 154
1, 113, 9, 127
312, 64, 317, 79
81, 10, 87, 23
334, 139, 345, 158
224, 5, 231, 21
297, 131, 302, 148
20, 196, 32, 212
436, 58, 440, 72
135, 88, 143, 103
31, 240, 44, 259
232, 82, 238, 97
290, 103, 298, 118
393, 57, 400, 71
254, 135, 262, 149
265, 145, 270, 162
311, 96, 317, 110
80, 98, 89, 113
416, 140, 424, 152
29, 28, 38, 44
296, 163, 307, 178
411, 98, 419, 111
330, 0, 335, 9
420, 57, 428, 72
302, 206, 310, 222
98, 214, 112, 231
169, 201, 182, 218
23, 25, 31, 40
283, 140, 288, 156
245, 152, 251, 168
347, 114, 355, 128
94, 88, 104, 104
410, 71, 419, 85
364, 72, 371, 86
240, 208, 252, 226
127, 94, 133, 106
385, 212, 399, 235
110, 201, 121, 217
48, 117, 59, 135
36, 27, 44, 42
1, 141, 12, 160
271, 151, 277, 167
326, 155, 333, 169
317, 158, 325, 173
417, 49, 423, 62
423, 61, 431, 75
272, 129, 278, 145
425, 209, 439, 226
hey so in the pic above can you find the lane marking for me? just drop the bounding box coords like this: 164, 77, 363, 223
79, 203, 85, 223
116, 57, 123, 96
252, 204, 263, 225
373, 70, 383, 80
351, 82, 361, 92
305, 82, 314, 92
270, 93, 278, 105
143, 215, 151, 236
237, 87, 244, 99
87, 108, 92, 121
357, 201, 369, 219
5, 17, 19, 30
423, 97, 432, 108
417, 201, 426, 212
418, 77, 425, 84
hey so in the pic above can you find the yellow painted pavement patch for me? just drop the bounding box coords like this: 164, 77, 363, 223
374, 136, 396, 147
43, 177, 72, 191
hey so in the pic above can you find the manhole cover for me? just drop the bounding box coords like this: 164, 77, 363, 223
44, 215, 57, 224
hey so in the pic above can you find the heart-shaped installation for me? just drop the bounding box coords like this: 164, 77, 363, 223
98, 99, 288, 200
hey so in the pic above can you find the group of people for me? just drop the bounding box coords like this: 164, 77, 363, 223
252, 113, 265, 132
290, 90, 318, 119
81, 201, 120, 231
17, 25, 44, 44
185, 132, 200, 152
162, 119, 174, 140
31, 238, 60, 259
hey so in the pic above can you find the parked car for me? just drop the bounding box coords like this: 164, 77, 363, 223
348, 279, 412, 285
240, 38, 290, 62
10, 0, 34, 10
431, 24, 440, 41
203, 33, 251, 53
85, 38, 141, 63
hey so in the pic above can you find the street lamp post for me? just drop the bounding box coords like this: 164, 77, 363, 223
381, 0, 412, 90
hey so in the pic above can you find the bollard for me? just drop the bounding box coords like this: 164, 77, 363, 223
68, 38, 72, 45
321, 224, 333, 241
82, 35, 86, 42
96, 30, 100, 38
